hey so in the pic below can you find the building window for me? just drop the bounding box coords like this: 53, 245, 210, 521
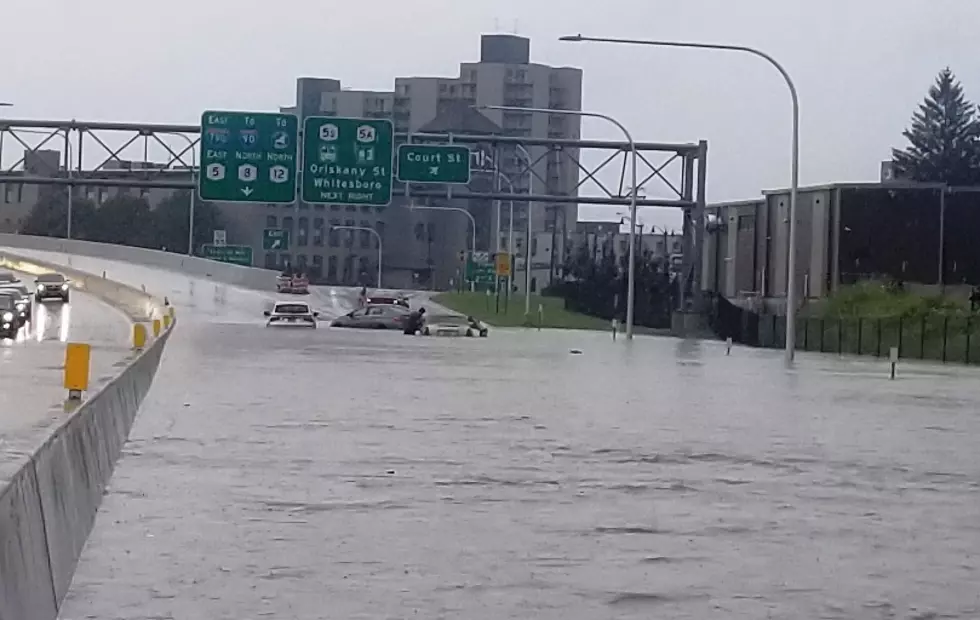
279, 253, 291, 269
296, 254, 308, 270
265, 215, 277, 228
738, 214, 756, 230
311, 255, 323, 278
327, 255, 337, 281
344, 219, 355, 247
360, 220, 370, 248
330, 204, 340, 212
359, 257, 369, 281
530, 277, 537, 293
531, 236, 538, 257
298, 217, 309, 246
313, 218, 324, 246
426, 222, 435, 242
264, 252, 276, 269
342, 255, 353, 282
328, 219, 340, 247
282, 216, 294, 234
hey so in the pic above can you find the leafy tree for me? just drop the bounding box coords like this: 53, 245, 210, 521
892, 67, 980, 185
20, 188, 97, 239
89, 194, 153, 247
150, 191, 224, 254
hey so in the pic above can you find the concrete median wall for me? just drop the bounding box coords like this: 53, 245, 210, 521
0, 253, 173, 620
0, 233, 279, 291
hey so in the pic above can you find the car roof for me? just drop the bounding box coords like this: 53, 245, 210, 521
274, 299, 310, 306
36, 273, 65, 280
0, 284, 28, 292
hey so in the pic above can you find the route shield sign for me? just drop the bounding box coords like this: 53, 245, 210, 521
201, 244, 253, 266
199, 110, 298, 204
263, 228, 290, 251
301, 117, 393, 206
397, 144, 471, 184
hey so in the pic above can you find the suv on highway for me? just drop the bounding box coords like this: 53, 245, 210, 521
34, 273, 70, 303
0, 294, 20, 338
264, 300, 319, 328
0, 284, 32, 321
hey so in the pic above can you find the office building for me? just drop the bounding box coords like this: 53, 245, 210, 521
226, 33, 583, 290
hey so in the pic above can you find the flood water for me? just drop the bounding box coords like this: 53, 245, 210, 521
51, 271, 980, 619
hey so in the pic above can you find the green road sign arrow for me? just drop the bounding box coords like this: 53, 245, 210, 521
263, 228, 290, 251
198, 110, 298, 204
397, 144, 471, 184
301, 117, 394, 206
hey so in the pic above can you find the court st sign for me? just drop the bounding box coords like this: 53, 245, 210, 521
397, 144, 471, 184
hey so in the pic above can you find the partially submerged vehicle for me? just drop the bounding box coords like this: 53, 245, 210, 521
264, 300, 319, 328
421, 314, 489, 338
276, 272, 309, 295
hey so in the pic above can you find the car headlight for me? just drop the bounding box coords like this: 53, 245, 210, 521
37, 284, 44, 292
2, 312, 12, 322
61, 283, 68, 290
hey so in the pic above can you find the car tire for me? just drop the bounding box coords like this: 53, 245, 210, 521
63, 294, 70, 303
423, 327, 430, 336
465, 329, 474, 337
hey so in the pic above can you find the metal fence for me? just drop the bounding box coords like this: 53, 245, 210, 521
708, 294, 980, 364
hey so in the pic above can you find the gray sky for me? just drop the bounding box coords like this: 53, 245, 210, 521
3, 0, 978, 230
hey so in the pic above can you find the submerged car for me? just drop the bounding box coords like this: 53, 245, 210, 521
34, 272, 70, 303
421, 314, 489, 338
331, 304, 411, 330
264, 300, 319, 328
365, 291, 410, 308
0, 284, 32, 321
0, 294, 20, 338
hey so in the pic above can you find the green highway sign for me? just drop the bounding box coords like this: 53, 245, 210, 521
397, 144, 471, 184
199, 110, 298, 204
201, 244, 253, 266
263, 228, 290, 251
466, 251, 494, 284
301, 116, 394, 206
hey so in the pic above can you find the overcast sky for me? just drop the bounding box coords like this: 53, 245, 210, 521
3, 0, 978, 230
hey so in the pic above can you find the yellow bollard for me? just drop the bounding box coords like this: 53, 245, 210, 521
152, 319, 161, 337
133, 323, 147, 349
163, 315, 171, 329
64, 342, 91, 400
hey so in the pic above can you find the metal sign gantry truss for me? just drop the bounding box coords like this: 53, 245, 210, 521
0, 118, 708, 303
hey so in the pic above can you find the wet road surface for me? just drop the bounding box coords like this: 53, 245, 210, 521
41, 255, 980, 620
0, 282, 133, 483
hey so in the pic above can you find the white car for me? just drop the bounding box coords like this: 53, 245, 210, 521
263, 300, 319, 328
421, 314, 489, 337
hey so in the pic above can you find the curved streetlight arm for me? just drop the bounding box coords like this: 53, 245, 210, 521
478, 103, 639, 338
410, 204, 478, 291
331, 225, 383, 289
559, 34, 801, 360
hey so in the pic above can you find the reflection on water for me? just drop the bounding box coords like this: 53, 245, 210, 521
60, 324, 980, 620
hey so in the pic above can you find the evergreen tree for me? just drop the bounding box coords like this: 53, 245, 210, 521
892, 67, 980, 186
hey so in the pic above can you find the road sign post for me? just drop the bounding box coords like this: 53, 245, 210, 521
263, 229, 290, 251
301, 117, 394, 206
397, 144, 471, 184
201, 244, 253, 266
198, 110, 298, 203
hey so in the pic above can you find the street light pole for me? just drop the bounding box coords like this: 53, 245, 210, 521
559, 33, 801, 361
478, 104, 638, 336
331, 225, 382, 289
410, 203, 478, 291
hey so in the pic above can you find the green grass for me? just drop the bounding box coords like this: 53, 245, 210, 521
812, 281, 965, 318
433, 291, 612, 330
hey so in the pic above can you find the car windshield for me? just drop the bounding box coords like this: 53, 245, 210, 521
0, 285, 29, 296
274, 304, 309, 314
37, 274, 65, 283
0, 295, 16, 310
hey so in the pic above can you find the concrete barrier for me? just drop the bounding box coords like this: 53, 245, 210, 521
0, 233, 279, 291
0, 253, 173, 620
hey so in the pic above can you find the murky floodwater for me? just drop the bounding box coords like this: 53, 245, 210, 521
57, 281, 980, 619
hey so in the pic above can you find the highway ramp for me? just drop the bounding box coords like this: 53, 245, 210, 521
0, 277, 133, 479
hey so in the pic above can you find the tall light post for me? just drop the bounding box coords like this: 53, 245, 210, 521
158, 132, 198, 256
559, 34, 800, 361
514, 143, 534, 299
479, 104, 638, 335
331, 225, 382, 288
409, 203, 478, 291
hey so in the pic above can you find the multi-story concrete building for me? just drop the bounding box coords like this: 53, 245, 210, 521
569, 221, 684, 273
220, 33, 582, 290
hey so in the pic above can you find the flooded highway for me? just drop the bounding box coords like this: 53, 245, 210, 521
43, 260, 980, 619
